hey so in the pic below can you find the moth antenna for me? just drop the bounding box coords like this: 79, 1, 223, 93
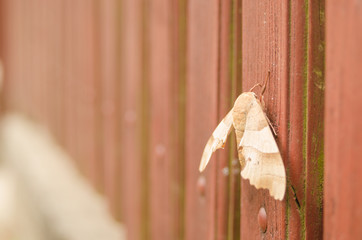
249, 83, 262, 92
260, 71, 271, 96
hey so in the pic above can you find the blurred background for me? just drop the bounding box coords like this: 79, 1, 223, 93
0, 0, 361, 240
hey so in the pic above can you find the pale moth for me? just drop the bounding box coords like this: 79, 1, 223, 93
199, 76, 286, 200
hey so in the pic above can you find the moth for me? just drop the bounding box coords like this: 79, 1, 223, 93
199, 77, 286, 200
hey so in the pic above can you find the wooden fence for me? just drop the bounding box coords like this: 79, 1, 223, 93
0, 0, 361, 239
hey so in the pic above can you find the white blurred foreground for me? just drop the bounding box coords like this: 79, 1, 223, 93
0, 114, 125, 240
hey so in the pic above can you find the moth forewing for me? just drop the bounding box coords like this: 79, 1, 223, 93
199, 110, 234, 172
239, 126, 279, 153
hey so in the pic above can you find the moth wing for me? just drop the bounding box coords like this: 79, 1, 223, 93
239, 98, 286, 200
199, 110, 233, 172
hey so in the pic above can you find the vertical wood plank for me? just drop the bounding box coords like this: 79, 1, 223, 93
171, 0, 187, 238
325, 1, 362, 239
185, 0, 219, 239
75, 0, 100, 187
52, 0, 65, 144
63, 0, 78, 169
72, 1, 85, 172
228, 1, 242, 239
305, 0, 324, 239
216, 1, 237, 239
147, 0, 185, 239
240, 0, 288, 239
0, 0, 4, 113
288, 0, 307, 238
119, 0, 146, 239
288, 0, 325, 239
99, 0, 120, 217
6, 0, 24, 112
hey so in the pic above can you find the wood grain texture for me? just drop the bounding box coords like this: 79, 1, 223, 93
216, 1, 235, 238
99, 0, 120, 217
325, 1, 362, 239
147, 0, 183, 239
306, 0, 324, 239
171, 1, 187, 238
241, 0, 288, 238
63, 0, 79, 170
228, 1, 243, 238
185, 0, 219, 239
84, 0, 102, 189
119, 0, 146, 239
288, 0, 307, 238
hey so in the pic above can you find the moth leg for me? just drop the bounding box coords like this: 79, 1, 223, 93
260, 71, 271, 96
265, 114, 277, 136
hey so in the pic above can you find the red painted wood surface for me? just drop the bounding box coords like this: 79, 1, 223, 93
306, 1, 324, 239
119, 0, 146, 239
148, 0, 173, 238
99, 0, 120, 216
288, 0, 308, 238
77, 1, 101, 188
240, 0, 324, 239
216, 0, 234, 239
325, 1, 362, 239
185, 0, 219, 239
63, 0, 78, 171
147, 0, 185, 239
289, 0, 325, 239
0, 0, 337, 239
241, 1, 288, 238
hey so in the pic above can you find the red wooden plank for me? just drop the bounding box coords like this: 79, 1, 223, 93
305, 0, 324, 239
99, 0, 120, 217
240, 1, 288, 238
46, 0, 56, 133
8, 0, 24, 112
146, 1, 187, 239
185, 0, 219, 239
147, 0, 182, 239
325, 1, 362, 239
72, 1, 85, 173
170, 1, 187, 238
22, 0, 33, 118
228, 1, 242, 239
119, 0, 146, 239
0, 0, 3, 114
216, 1, 235, 239
0, 0, 7, 113
51, 0, 65, 144
74, 0, 100, 187
63, 0, 79, 168
57, 0, 66, 145
92, 1, 103, 192
35, 0, 47, 125
288, 0, 307, 238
